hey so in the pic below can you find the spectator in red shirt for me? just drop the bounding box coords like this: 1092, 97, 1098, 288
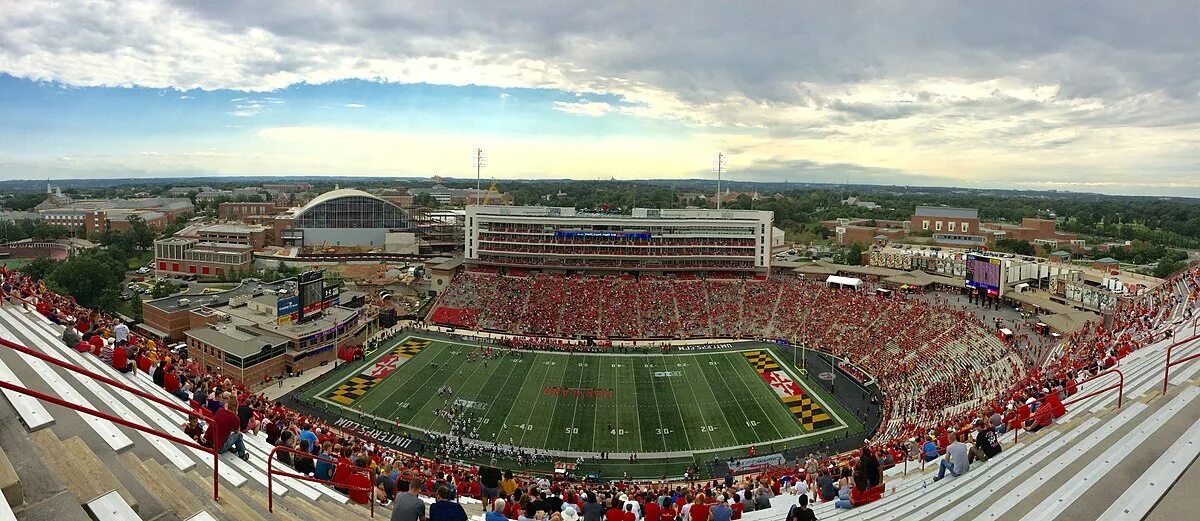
605, 499, 624, 521
111, 344, 132, 373
690, 496, 709, 521
644, 497, 660, 521
205, 397, 248, 460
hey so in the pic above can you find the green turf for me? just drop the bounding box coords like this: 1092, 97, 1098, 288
311, 335, 848, 456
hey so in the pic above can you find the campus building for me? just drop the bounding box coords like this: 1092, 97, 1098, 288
465, 205, 775, 273
153, 238, 254, 278
143, 273, 373, 384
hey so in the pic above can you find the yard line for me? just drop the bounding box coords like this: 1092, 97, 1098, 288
660, 355, 710, 448
559, 358, 589, 450
394, 346, 476, 426
643, 359, 677, 450
427, 346, 494, 430
588, 359, 604, 453
494, 354, 541, 446
700, 354, 759, 445
678, 355, 727, 448
724, 354, 787, 440
516, 354, 565, 446
466, 350, 525, 440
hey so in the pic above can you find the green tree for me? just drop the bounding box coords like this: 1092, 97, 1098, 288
45, 250, 126, 312
845, 243, 865, 266
413, 192, 440, 208
126, 215, 155, 250
130, 296, 143, 323
150, 280, 179, 299
18, 257, 59, 281
994, 239, 1035, 256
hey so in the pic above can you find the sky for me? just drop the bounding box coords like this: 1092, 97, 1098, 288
1, 1, 1199, 196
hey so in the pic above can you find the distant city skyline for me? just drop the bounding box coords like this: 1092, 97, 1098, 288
1, 1, 1198, 197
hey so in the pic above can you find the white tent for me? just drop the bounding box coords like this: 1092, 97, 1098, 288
826, 275, 863, 289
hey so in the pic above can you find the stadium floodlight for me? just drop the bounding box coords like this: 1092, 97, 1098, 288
473, 148, 486, 203
712, 153, 727, 210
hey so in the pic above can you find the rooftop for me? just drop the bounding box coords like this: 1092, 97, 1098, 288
199, 223, 271, 234
468, 205, 772, 221
144, 279, 295, 313
185, 325, 289, 358
913, 206, 979, 219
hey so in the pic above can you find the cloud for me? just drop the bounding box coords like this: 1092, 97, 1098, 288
552, 100, 613, 117
343, 103, 366, 108
0, 0, 1198, 192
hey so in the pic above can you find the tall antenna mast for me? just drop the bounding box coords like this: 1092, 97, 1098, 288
473, 148, 486, 204
712, 152, 727, 210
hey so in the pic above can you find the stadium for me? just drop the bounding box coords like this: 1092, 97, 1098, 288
0, 203, 1198, 521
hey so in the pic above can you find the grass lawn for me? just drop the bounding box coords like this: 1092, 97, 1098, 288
308, 335, 851, 457
0, 259, 28, 269
126, 250, 154, 271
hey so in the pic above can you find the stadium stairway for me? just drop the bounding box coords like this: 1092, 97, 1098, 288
717, 319, 1200, 521
0, 304, 487, 521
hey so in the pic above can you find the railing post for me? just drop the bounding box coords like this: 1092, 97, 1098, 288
213, 450, 220, 501
268, 448, 274, 513
1164, 342, 1173, 395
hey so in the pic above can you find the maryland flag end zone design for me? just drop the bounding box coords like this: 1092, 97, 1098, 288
325, 338, 430, 405
742, 350, 834, 430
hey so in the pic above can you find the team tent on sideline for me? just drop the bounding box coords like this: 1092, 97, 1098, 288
825, 275, 864, 290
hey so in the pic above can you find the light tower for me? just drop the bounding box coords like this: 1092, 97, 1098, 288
712, 153, 727, 210
473, 148, 486, 204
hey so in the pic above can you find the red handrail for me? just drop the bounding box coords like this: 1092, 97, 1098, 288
1011, 368, 1123, 444
0, 334, 223, 500
1062, 368, 1124, 411
1163, 333, 1200, 394
267, 445, 375, 517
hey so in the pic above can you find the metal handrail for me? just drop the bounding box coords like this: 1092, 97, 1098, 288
0, 364, 222, 501
1012, 368, 1123, 444
0, 331, 223, 499
267, 445, 375, 517
1163, 333, 1200, 394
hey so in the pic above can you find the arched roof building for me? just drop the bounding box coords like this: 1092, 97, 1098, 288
292, 189, 413, 230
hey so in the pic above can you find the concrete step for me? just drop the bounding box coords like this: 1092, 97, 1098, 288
121, 453, 204, 520
29, 430, 137, 511
948, 384, 1200, 520
0, 399, 90, 521
182, 473, 264, 521
0, 444, 20, 508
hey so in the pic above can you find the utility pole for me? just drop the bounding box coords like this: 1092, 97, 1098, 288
473, 148, 486, 204
712, 153, 726, 210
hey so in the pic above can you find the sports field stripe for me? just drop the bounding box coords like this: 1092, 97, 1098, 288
549, 355, 587, 450
520, 353, 571, 446
578, 356, 603, 452
476, 354, 534, 442
494, 353, 542, 446
632, 359, 666, 452
681, 355, 736, 448
359, 343, 458, 421
425, 344, 496, 430
661, 355, 716, 449
647, 358, 691, 451
611, 357, 640, 454
697, 356, 759, 445
722, 353, 789, 440
465, 350, 526, 443
391, 345, 476, 425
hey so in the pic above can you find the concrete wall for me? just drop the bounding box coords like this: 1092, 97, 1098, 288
300, 228, 388, 247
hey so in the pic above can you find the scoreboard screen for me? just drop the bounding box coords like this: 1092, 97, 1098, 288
555, 230, 651, 240
965, 254, 1001, 292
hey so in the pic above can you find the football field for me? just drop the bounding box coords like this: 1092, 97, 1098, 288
311, 335, 848, 455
